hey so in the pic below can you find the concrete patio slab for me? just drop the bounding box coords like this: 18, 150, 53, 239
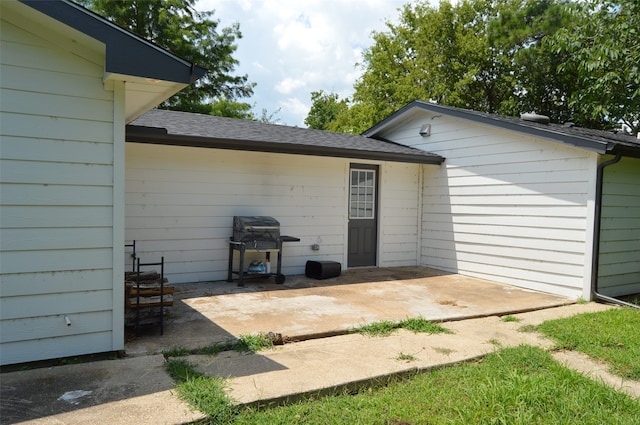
0, 355, 203, 425
125, 267, 573, 356
4, 267, 614, 425
195, 303, 614, 407
2, 303, 625, 425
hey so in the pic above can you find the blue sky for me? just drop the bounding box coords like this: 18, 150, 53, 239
195, 0, 411, 127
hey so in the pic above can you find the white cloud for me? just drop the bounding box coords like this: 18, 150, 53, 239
196, 0, 411, 126
275, 78, 306, 94
236, 0, 252, 11
280, 97, 310, 120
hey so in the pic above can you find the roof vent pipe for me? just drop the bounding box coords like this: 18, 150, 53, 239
520, 113, 550, 124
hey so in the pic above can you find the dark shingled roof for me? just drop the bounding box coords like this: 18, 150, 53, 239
364, 101, 640, 158
127, 109, 445, 164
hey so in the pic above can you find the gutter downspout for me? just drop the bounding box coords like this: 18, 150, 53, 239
590, 154, 639, 309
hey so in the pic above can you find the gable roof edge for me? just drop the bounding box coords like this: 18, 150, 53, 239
20, 0, 207, 84
363, 101, 617, 156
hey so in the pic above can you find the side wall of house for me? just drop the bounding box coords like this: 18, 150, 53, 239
381, 112, 598, 298
125, 143, 421, 283
598, 156, 640, 296
0, 12, 120, 365
379, 162, 422, 267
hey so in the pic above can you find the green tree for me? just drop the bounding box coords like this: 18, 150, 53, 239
205, 99, 281, 123
488, 0, 580, 123
304, 91, 349, 130
253, 107, 282, 124
548, 0, 640, 133
326, 0, 633, 134
208, 98, 254, 120
79, 0, 254, 113
334, 0, 515, 133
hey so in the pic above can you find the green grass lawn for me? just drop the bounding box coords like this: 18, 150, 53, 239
230, 345, 640, 425
166, 308, 640, 424
537, 306, 640, 380
167, 345, 640, 425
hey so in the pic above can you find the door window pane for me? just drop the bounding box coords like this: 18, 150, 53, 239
349, 169, 376, 219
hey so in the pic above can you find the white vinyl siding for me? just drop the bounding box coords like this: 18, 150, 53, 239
598, 156, 640, 296
126, 144, 347, 283
125, 144, 421, 283
382, 113, 597, 298
378, 162, 421, 267
0, 17, 117, 365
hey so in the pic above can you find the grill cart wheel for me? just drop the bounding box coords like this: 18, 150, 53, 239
275, 274, 286, 284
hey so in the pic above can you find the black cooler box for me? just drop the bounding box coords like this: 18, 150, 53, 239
305, 260, 341, 280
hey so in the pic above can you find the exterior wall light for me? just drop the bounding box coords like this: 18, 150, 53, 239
419, 124, 431, 136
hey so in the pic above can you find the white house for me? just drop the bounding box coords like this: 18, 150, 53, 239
126, 103, 640, 304
2, 1, 639, 367
363, 101, 640, 302
0, 0, 204, 365
125, 110, 443, 283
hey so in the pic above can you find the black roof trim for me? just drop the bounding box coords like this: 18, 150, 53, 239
20, 0, 207, 84
127, 110, 444, 165
364, 101, 640, 158
127, 126, 444, 165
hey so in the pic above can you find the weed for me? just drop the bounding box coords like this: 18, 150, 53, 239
179, 376, 238, 424
165, 358, 202, 382
354, 320, 397, 336
235, 334, 274, 353
395, 352, 417, 362
500, 315, 521, 322
433, 347, 455, 355
164, 359, 238, 424
162, 346, 190, 358
353, 317, 451, 337
193, 334, 275, 357
199, 343, 226, 356
518, 324, 538, 333
618, 294, 640, 307
398, 317, 451, 334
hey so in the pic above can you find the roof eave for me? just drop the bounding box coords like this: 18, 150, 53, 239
608, 143, 640, 159
126, 126, 445, 165
20, 0, 207, 84
364, 101, 616, 156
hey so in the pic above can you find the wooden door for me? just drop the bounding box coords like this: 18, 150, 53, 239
348, 164, 378, 267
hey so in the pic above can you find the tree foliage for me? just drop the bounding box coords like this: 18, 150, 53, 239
488, 0, 580, 124
308, 0, 638, 134
304, 91, 349, 131
548, 0, 640, 133
208, 98, 254, 120
78, 0, 254, 113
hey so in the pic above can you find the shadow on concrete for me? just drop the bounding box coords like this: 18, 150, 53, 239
0, 285, 291, 425
1, 356, 167, 424
0, 266, 574, 424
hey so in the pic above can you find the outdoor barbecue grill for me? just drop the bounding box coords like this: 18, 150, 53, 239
227, 216, 299, 286
233, 216, 281, 249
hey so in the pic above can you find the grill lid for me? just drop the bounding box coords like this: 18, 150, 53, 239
234, 216, 280, 231
232, 216, 281, 247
